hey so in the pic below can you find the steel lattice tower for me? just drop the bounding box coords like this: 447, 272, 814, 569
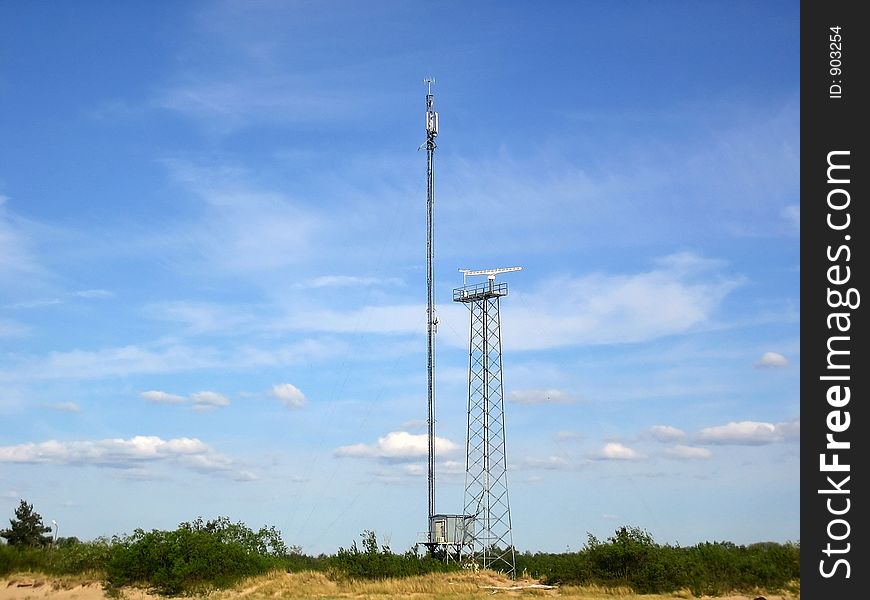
453, 268, 520, 576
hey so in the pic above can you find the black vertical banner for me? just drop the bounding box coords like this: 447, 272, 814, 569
802, 2, 867, 597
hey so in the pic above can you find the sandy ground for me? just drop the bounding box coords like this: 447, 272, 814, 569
1, 575, 155, 599
0, 574, 797, 599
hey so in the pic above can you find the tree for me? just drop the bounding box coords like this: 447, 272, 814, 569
0, 500, 52, 548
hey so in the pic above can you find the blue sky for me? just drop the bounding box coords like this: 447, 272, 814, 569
0, 1, 799, 554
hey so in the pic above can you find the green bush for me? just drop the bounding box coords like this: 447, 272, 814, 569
518, 526, 800, 595
46, 538, 114, 575
2, 520, 800, 596
104, 517, 288, 595
328, 530, 461, 580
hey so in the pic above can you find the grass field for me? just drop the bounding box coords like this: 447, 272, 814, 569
1, 570, 800, 600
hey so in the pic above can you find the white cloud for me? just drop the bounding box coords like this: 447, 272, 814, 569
141, 390, 230, 411
593, 442, 643, 460
776, 417, 801, 441
401, 463, 425, 477
696, 419, 798, 445
295, 275, 403, 289
648, 425, 685, 442
284, 304, 429, 335
271, 383, 306, 409
189, 391, 230, 411
0, 339, 344, 383
373, 459, 465, 484
664, 445, 712, 459
145, 301, 254, 335
1, 196, 44, 286
440, 460, 465, 475
163, 161, 320, 273
276, 252, 739, 352
3, 298, 62, 309
3, 290, 113, 311
0, 319, 28, 337
47, 402, 81, 413
157, 75, 366, 134
508, 389, 576, 405
0, 436, 252, 480
500, 253, 741, 350
72, 289, 114, 299
754, 351, 788, 369
3, 346, 221, 382
554, 431, 582, 441
516, 456, 575, 470
141, 390, 186, 404
335, 431, 458, 461
372, 458, 465, 483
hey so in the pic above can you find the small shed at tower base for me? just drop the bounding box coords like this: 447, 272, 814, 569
422, 513, 474, 552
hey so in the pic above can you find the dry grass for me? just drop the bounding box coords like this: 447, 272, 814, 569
208, 570, 800, 600
1, 572, 801, 600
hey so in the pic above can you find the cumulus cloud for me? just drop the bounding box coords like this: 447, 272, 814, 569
696, 419, 799, 445
141, 390, 186, 404
648, 425, 686, 442
271, 383, 306, 409
508, 389, 576, 405
141, 390, 229, 411
189, 391, 230, 411
335, 431, 458, 461
754, 351, 788, 369
0, 436, 253, 480
593, 442, 643, 460
664, 445, 712, 459
776, 417, 801, 441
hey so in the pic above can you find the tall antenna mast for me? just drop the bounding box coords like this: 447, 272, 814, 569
424, 77, 439, 537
